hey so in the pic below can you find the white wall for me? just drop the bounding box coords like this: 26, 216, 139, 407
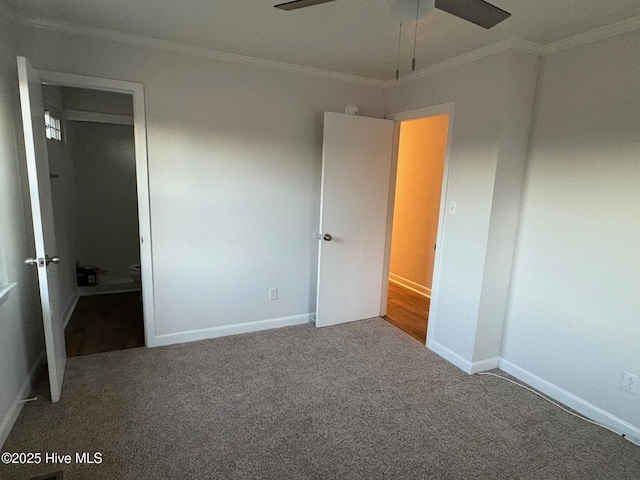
0, 8, 45, 447
62, 87, 133, 116
473, 52, 539, 362
68, 119, 139, 286
13, 25, 388, 342
503, 30, 640, 436
388, 50, 539, 367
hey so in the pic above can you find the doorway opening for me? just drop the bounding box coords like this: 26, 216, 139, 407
19, 57, 153, 401
41, 85, 144, 357
383, 112, 450, 344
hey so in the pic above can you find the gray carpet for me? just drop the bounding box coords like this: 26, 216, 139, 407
1, 318, 638, 479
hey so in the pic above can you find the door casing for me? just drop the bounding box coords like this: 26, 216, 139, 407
384, 102, 455, 347
38, 68, 156, 347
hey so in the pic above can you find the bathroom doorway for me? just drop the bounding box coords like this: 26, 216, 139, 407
37, 72, 154, 357
65, 87, 142, 356
384, 112, 450, 344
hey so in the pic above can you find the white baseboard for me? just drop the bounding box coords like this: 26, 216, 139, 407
427, 342, 640, 445
0, 282, 17, 307
153, 314, 314, 347
389, 273, 431, 298
427, 339, 499, 374
78, 279, 141, 296
470, 355, 501, 374
62, 295, 79, 329
0, 351, 45, 449
499, 359, 640, 446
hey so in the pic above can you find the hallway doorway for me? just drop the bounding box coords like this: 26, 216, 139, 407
384, 114, 449, 343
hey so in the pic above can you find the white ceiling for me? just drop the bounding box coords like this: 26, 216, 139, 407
7, 0, 640, 80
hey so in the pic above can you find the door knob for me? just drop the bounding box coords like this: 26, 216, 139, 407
46, 256, 61, 265
323, 234, 333, 242
24, 256, 60, 266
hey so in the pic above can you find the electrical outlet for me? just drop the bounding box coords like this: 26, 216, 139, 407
448, 201, 457, 215
621, 372, 638, 394
269, 288, 278, 301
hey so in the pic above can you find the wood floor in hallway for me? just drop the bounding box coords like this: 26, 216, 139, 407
384, 281, 430, 344
65, 292, 144, 357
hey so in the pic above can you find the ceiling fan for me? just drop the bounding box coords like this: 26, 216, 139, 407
274, 0, 511, 30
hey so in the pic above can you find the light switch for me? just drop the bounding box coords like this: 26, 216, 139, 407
448, 201, 457, 215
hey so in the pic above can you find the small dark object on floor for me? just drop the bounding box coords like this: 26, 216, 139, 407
30, 472, 63, 480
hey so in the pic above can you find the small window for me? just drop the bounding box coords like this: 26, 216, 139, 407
44, 110, 62, 141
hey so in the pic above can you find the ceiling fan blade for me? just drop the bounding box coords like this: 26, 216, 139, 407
274, 0, 338, 11
435, 0, 510, 29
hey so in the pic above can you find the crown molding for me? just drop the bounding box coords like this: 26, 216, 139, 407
15, 14, 640, 89
11, 16, 545, 90
543, 15, 640, 55
383, 37, 543, 88
16, 16, 388, 88
382, 15, 640, 87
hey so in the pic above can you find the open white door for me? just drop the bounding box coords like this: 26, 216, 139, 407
17, 56, 66, 402
315, 112, 396, 327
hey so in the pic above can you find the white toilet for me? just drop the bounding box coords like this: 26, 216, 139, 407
128, 263, 142, 284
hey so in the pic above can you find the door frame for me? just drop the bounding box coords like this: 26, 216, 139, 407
383, 102, 455, 347
38, 69, 156, 347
